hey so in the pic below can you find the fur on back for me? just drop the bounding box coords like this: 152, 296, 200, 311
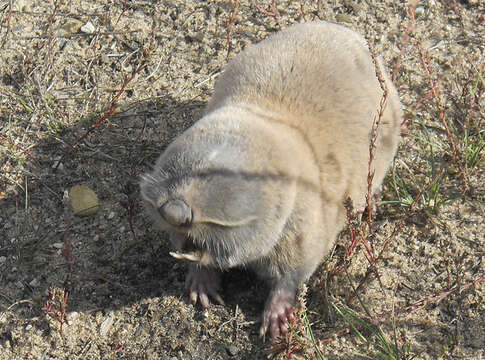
207, 21, 402, 210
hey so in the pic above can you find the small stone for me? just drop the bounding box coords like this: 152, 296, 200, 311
12, 0, 31, 12
335, 14, 352, 23
51, 242, 64, 249
0, 256, 6, 264
107, 211, 115, 220
52, 160, 64, 171
134, 325, 144, 337
58, 38, 67, 50
25, 324, 32, 331
69, 185, 99, 216
29, 278, 40, 287
226, 345, 239, 357
69, 311, 79, 320
415, 6, 425, 16
59, 19, 83, 36
99, 316, 114, 336
81, 21, 96, 34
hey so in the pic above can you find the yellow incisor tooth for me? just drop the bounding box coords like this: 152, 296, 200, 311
169, 251, 202, 262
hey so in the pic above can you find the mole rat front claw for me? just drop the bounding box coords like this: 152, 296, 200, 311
185, 265, 224, 308
260, 287, 296, 340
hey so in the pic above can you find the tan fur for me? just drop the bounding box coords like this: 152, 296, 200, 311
140, 21, 402, 338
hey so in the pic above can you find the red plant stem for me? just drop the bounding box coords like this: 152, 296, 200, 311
43, 288, 69, 337
418, 45, 467, 190
366, 41, 389, 252
115, 0, 130, 26
346, 223, 402, 305
255, 1, 281, 26
0, 132, 36, 161
226, 0, 240, 59
1, 0, 12, 48
62, 191, 72, 271
54, 10, 157, 170
345, 223, 403, 305
47, 0, 58, 24
150, 12, 157, 48
54, 62, 145, 170
464, 78, 483, 129
392, 0, 417, 83
370, 276, 484, 324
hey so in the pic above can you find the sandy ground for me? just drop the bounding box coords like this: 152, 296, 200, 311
0, 1, 483, 359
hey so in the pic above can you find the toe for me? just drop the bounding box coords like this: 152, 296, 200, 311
213, 293, 225, 305
199, 290, 210, 308
184, 265, 223, 308
189, 290, 198, 305
280, 320, 288, 335
260, 288, 296, 340
286, 308, 295, 321
259, 312, 271, 338
270, 314, 281, 339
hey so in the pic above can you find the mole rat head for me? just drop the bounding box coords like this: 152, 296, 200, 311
140, 130, 266, 269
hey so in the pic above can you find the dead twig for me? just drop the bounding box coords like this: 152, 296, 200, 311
11, 30, 141, 40
53, 66, 143, 170
370, 276, 484, 324
392, 0, 418, 83
115, 0, 130, 26
0, 132, 36, 161
255, 1, 281, 27
0, 299, 35, 321
54, 11, 158, 170
0, 0, 12, 48
62, 190, 73, 270
323, 276, 484, 343
120, 182, 138, 242
225, 0, 240, 59
366, 41, 389, 237
418, 45, 468, 190
47, 0, 58, 24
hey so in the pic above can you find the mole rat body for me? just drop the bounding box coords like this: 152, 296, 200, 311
140, 21, 402, 338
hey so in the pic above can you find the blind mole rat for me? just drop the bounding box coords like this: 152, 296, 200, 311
140, 21, 402, 339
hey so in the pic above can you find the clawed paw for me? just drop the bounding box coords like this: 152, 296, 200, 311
185, 265, 224, 308
259, 290, 295, 339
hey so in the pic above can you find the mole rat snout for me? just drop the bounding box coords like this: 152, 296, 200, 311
159, 199, 192, 228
